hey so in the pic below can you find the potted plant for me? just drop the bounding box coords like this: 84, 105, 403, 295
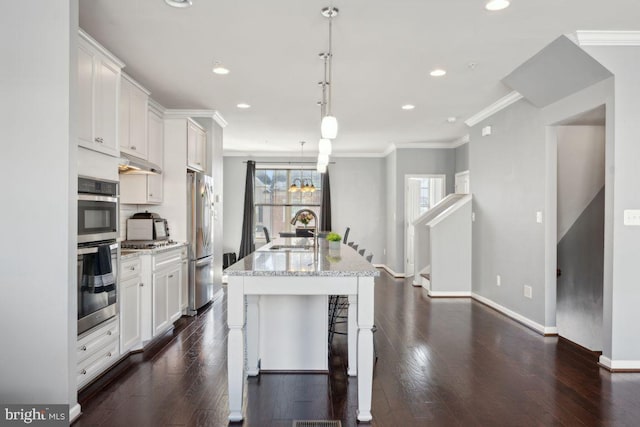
326, 232, 342, 250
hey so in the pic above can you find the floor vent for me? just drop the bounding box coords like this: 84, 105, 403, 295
293, 421, 341, 427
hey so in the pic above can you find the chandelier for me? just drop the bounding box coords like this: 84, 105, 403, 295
289, 141, 316, 193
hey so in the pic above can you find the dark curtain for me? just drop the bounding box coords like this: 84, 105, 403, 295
320, 167, 332, 231
238, 160, 256, 259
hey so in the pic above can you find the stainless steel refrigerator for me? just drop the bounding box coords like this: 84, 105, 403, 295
187, 171, 214, 315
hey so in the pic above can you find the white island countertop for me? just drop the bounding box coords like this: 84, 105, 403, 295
224, 238, 379, 277
225, 237, 379, 423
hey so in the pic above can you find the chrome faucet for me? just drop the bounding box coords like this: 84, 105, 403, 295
290, 208, 319, 256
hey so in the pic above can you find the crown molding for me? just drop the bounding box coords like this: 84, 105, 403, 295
465, 91, 523, 127
395, 141, 458, 149
574, 31, 640, 46
450, 134, 470, 148
148, 98, 165, 116
78, 28, 125, 68
121, 72, 151, 96
164, 109, 227, 127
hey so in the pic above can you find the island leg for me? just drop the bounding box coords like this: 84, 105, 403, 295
347, 293, 358, 376
227, 277, 245, 422
356, 276, 375, 422
246, 295, 260, 376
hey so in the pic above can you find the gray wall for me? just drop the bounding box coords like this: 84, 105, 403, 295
385, 150, 397, 268
470, 99, 548, 325
0, 0, 77, 408
455, 143, 469, 173
223, 156, 387, 265
557, 188, 604, 351
581, 45, 640, 362
388, 148, 456, 274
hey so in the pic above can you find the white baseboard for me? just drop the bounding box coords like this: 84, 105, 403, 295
599, 356, 640, 371
375, 264, 406, 278
70, 403, 82, 423
471, 293, 555, 336
428, 290, 472, 298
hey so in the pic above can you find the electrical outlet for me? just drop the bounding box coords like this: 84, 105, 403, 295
496, 275, 501, 286
524, 285, 532, 299
536, 211, 543, 224
472, 212, 476, 222
624, 209, 640, 226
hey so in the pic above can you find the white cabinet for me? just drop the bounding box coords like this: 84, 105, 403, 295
120, 106, 164, 204
181, 253, 188, 312
77, 317, 120, 389
120, 257, 143, 354
152, 259, 182, 336
77, 30, 123, 157
187, 118, 206, 171
119, 74, 149, 158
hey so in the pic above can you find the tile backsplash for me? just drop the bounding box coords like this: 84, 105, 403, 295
120, 204, 141, 240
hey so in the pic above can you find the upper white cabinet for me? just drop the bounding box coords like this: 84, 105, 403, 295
119, 74, 150, 159
77, 30, 124, 157
187, 118, 207, 172
120, 103, 164, 204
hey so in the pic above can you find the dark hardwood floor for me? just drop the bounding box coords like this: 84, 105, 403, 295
74, 272, 640, 426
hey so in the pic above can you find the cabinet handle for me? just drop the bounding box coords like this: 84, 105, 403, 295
149, 193, 153, 197
131, 146, 136, 150
81, 345, 87, 351
129, 266, 136, 271
140, 282, 144, 287
107, 352, 112, 358
168, 274, 174, 278
94, 137, 104, 143
107, 331, 112, 336
81, 369, 87, 375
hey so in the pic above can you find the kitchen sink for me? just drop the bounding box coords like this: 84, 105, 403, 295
259, 244, 312, 252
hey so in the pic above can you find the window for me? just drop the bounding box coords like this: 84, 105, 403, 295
254, 168, 323, 243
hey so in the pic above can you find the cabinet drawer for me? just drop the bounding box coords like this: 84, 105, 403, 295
120, 257, 141, 281
77, 339, 120, 389
153, 248, 182, 270
77, 318, 119, 363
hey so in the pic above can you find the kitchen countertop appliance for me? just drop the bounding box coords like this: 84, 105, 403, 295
126, 211, 169, 242
187, 171, 216, 315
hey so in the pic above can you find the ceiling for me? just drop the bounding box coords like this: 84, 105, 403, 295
79, 0, 640, 156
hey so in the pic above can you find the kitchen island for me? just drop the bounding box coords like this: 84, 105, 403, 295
225, 238, 379, 422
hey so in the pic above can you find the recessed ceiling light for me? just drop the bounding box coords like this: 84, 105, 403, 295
165, 0, 193, 8
401, 104, 415, 110
430, 69, 447, 77
485, 0, 510, 11
212, 64, 230, 75
237, 103, 251, 109
447, 116, 457, 123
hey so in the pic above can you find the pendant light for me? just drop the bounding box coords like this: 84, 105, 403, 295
320, 7, 338, 140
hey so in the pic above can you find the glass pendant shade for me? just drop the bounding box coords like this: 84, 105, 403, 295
321, 116, 338, 139
317, 162, 327, 173
318, 153, 329, 166
318, 138, 332, 155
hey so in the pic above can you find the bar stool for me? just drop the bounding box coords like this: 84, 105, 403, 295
343, 227, 350, 244
263, 226, 271, 243
358, 248, 365, 256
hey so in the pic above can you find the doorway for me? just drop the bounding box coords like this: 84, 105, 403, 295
554, 106, 605, 351
405, 175, 445, 276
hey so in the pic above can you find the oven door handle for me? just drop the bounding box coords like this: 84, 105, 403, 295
78, 243, 118, 255
78, 194, 119, 203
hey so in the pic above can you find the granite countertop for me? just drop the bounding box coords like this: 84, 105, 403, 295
225, 238, 380, 277
120, 242, 187, 259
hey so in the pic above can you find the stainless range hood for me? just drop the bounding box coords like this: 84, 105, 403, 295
118, 152, 162, 175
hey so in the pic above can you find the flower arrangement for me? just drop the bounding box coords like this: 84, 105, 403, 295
296, 211, 315, 225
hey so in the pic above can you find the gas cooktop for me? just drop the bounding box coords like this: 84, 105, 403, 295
121, 240, 178, 250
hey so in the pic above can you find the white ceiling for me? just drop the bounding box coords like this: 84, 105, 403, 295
79, 0, 640, 156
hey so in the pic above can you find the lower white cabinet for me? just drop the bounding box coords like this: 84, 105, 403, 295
181, 249, 188, 312
120, 256, 143, 353
135, 247, 184, 343
77, 317, 120, 389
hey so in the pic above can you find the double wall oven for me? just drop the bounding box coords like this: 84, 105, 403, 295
77, 177, 119, 335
